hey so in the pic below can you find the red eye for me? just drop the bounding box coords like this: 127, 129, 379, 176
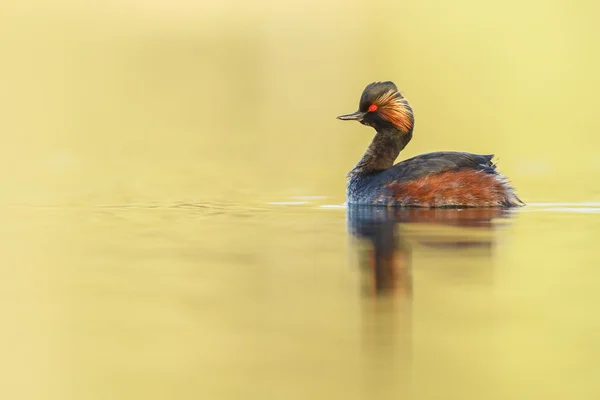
368, 104, 378, 112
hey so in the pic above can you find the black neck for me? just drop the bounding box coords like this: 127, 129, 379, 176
348, 126, 413, 176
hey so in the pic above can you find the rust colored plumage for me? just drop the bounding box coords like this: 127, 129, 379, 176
384, 168, 521, 207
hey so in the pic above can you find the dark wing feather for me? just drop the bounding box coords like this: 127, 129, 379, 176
379, 151, 496, 183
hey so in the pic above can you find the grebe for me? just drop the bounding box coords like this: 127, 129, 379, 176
338, 81, 523, 207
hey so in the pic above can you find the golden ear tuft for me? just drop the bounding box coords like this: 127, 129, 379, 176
375, 90, 414, 133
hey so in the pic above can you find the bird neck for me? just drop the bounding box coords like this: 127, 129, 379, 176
348, 126, 413, 177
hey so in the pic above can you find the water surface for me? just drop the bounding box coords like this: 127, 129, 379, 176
3, 200, 599, 399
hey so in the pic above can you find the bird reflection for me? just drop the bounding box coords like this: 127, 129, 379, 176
347, 205, 512, 298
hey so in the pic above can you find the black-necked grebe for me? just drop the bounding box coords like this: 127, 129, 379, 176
337, 81, 524, 207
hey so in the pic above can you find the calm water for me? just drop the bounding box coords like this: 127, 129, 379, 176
3, 200, 600, 399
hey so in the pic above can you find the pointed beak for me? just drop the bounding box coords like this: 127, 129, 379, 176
337, 111, 365, 121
